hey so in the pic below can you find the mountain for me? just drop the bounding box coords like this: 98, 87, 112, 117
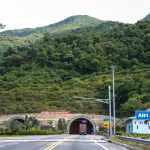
1, 13, 149, 37
0, 17, 149, 116
0, 15, 120, 60
142, 13, 150, 21
0, 15, 104, 37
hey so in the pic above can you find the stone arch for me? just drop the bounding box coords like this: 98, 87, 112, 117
10, 116, 25, 123
67, 116, 95, 134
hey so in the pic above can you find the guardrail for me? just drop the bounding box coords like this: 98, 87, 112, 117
115, 135, 150, 149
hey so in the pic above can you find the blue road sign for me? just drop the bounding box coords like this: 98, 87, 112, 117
135, 110, 150, 120
103, 118, 112, 122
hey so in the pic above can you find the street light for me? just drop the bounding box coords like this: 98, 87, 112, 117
96, 86, 112, 136
75, 86, 112, 136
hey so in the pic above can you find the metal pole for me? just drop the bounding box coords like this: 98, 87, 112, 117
75, 85, 113, 137
112, 65, 116, 135
109, 86, 112, 136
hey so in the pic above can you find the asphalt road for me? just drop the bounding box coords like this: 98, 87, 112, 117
0, 134, 129, 150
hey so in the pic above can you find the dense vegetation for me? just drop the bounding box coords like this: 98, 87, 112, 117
0, 15, 117, 59
0, 15, 149, 117
0, 115, 63, 135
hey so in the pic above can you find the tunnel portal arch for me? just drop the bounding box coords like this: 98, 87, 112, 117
68, 116, 95, 134
10, 116, 25, 124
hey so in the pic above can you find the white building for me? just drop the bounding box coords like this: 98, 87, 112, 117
126, 117, 150, 134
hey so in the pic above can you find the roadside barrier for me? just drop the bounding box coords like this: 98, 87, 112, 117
115, 135, 150, 149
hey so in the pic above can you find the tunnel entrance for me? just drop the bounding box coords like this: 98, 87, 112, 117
69, 117, 94, 134
14, 118, 24, 123
11, 117, 25, 124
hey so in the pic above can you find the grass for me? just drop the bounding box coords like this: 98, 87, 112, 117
0, 135, 24, 137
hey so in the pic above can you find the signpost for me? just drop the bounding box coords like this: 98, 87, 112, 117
135, 110, 150, 120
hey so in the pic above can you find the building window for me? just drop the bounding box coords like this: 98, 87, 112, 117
144, 120, 148, 124
128, 126, 130, 133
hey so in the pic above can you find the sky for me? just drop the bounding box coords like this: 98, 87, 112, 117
0, 0, 150, 30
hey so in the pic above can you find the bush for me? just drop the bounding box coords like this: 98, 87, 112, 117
98, 126, 108, 135
131, 133, 150, 139
116, 132, 123, 136
121, 133, 150, 139
0, 128, 14, 135
0, 128, 63, 136
18, 129, 63, 135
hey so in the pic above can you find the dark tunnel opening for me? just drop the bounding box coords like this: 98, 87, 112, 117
69, 118, 94, 134
13, 118, 25, 124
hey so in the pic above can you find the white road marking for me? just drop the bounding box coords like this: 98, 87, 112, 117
91, 139, 110, 150
0, 142, 19, 148
0, 146, 4, 147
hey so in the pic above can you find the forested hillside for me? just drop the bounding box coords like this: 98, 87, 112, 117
0, 16, 149, 117
0, 15, 112, 59
142, 13, 150, 21
1, 15, 104, 37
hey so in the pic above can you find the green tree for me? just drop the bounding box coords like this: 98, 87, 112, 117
48, 120, 53, 126
57, 118, 66, 132
24, 115, 39, 130
0, 23, 5, 29
5, 120, 23, 132
120, 98, 143, 117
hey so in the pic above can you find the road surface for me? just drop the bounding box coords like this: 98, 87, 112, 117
0, 134, 129, 150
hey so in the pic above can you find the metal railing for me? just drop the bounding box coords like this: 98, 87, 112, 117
115, 135, 150, 148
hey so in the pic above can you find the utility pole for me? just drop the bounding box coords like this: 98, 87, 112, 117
109, 86, 112, 136
96, 86, 112, 136
111, 65, 116, 135
75, 86, 112, 136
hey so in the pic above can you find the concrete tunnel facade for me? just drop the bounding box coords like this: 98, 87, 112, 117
67, 116, 96, 134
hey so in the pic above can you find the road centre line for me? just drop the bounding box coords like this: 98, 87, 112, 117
44, 143, 57, 150
44, 139, 64, 150
44, 140, 64, 150
48, 141, 62, 150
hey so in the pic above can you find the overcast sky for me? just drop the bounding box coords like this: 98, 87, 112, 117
0, 0, 150, 30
